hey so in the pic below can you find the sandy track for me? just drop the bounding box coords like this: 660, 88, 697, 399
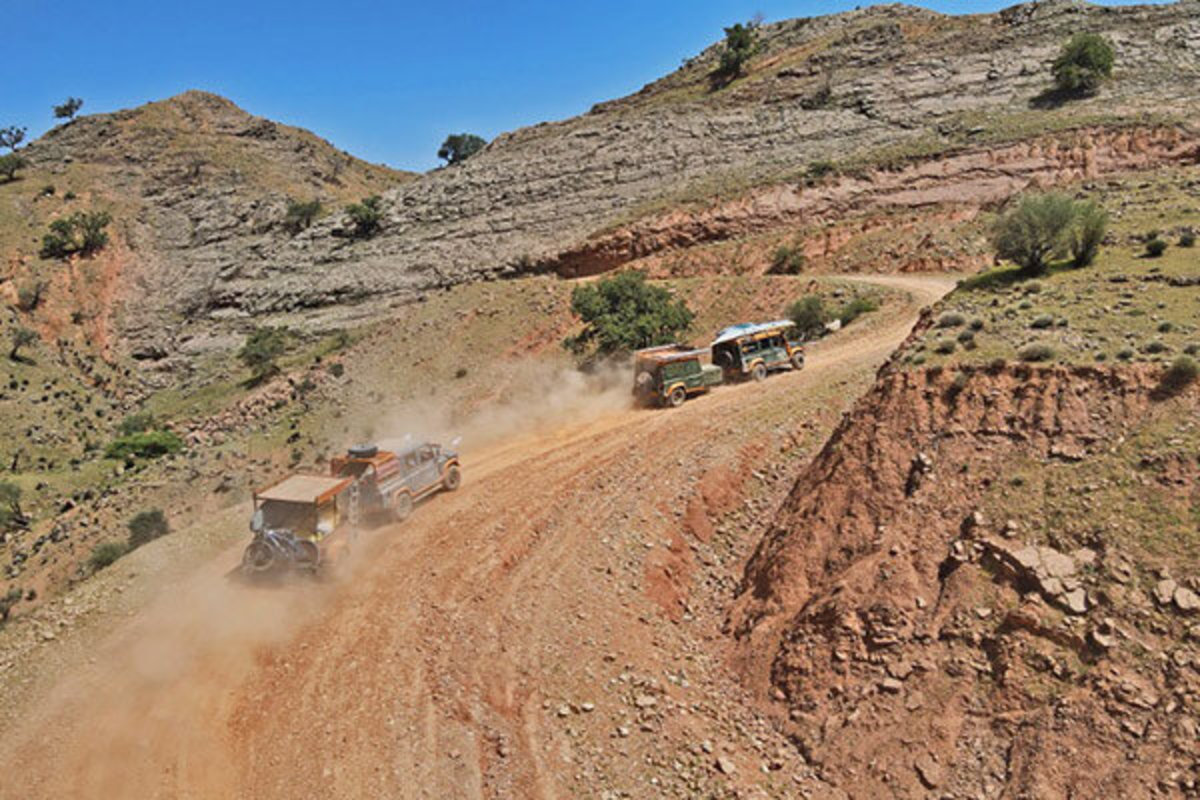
0, 275, 954, 799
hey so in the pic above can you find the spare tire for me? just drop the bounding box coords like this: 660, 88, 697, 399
348, 443, 379, 459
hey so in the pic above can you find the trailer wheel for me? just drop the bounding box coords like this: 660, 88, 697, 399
242, 542, 276, 573
443, 464, 462, 491
791, 352, 805, 370
667, 386, 687, 408
751, 363, 767, 382
393, 492, 414, 522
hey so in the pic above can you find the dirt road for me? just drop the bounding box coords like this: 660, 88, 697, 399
0, 275, 954, 799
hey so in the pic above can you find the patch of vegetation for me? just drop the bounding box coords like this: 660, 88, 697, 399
934, 338, 957, 355
39, 211, 112, 259
1180, 231, 1196, 249
345, 195, 384, 238
1145, 238, 1168, 258
838, 296, 879, 326
712, 20, 762, 85
9, 326, 35, 361
768, 243, 806, 275
787, 295, 829, 339
0, 153, 27, 182
437, 133, 487, 165
1018, 343, 1056, 362
88, 540, 127, 571
104, 430, 184, 461
991, 193, 1107, 276
15, 281, 47, 311
564, 270, 694, 358
1052, 33, 1115, 96
0, 481, 27, 531
117, 411, 155, 436
127, 508, 169, 550
935, 312, 966, 328
53, 97, 83, 121
284, 198, 322, 233
238, 325, 292, 385
0, 126, 26, 150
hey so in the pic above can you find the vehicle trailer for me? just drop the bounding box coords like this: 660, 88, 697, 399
241, 441, 461, 575
633, 344, 723, 408
711, 320, 805, 382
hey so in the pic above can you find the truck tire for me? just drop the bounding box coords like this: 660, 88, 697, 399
242, 542, 276, 573
667, 386, 687, 408
443, 464, 462, 491
751, 363, 767, 382
393, 492, 414, 522
791, 352, 805, 370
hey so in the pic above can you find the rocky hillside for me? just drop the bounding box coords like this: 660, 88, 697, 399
727, 156, 1200, 795
3, 1, 1198, 367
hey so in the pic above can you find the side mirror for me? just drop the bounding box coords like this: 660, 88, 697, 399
316, 520, 333, 536
250, 508, 264, 533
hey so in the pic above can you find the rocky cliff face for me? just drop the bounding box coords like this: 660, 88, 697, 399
729, 363, 1200, 796
5, 1, 1200, 362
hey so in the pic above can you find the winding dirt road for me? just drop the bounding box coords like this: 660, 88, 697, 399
0, 275, 954, 799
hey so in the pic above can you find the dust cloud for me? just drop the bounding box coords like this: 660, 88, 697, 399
365, 358, 635, 457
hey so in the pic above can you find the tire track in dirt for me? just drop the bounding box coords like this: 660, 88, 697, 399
0, 274, 954, 800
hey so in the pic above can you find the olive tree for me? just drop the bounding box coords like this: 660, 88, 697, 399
437, 134, 487, 165
1052, 33, 1115, 95
564, 270, 694, 358
54, 97, 83, 121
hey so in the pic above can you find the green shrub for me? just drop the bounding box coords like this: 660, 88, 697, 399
768, 244, 806, 275
284, 198, 322, 233
1052, 33, 1115, 95
0, 125, 26, 150
1116, 347, 1135, 361
88, 541, 127, 571
807, 160, 837, 182
786, 295, 829, 338
934, 338, 957, 355
1067, 200, 1108, 268
564, 270, 694, 358
1159, 356, 1200, 396
39, 211, 111, 259
838, 296, 879, 326
128, 508, 169, 549
238, 326, 291, 384
345, 196, 383, 238
105, 430, 184, 461
1144, 340, 1168, 355
1030, 314, 1055, 329
1184, 343, 1200, 356
54, 97, 83, 121
935, 312, 966, 328
15, 281, 46, 311
117, 411, 155, 436
9, 326, 35, 360
1158, 321, 1174, 334
437, 133, 487, 165
1180, 231, 1196, 249
991, 193, 1082, 275
714, 21, 762, 82
969, 319, 985, 331
957, 330, 975, 345
0, 153, 26, 182
1145, 238, 1168, 258
1018, 343, 1056, 362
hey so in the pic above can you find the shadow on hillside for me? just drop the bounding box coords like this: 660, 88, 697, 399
1028, 87, 1092, 110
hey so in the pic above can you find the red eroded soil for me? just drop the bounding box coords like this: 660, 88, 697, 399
0, 276, 954, 799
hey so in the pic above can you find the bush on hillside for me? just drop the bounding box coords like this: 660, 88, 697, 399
935, 312, 965, 328
1180, 231, 1196, 249
105, 430, 183, 461
838, 296, 879, 326
787, 295, 829, 339
88, 541, 127, 571
238, 325, 291, 385
1158, 355, 1199, 396
991, 193, 1106, 276
437, 133, 487, 165
713, 21, 762, 84
0, 126, 26, 151
284, 198, 322, 233
1145, 238, 1168, 258
768, 244, 806, 275
54, 97, 83, 121
15, 281, 46, 311
1052, 33, 1115, 95
9, 327, 35, 361
128, 508, 170, 549
0, 153, 26, 182
0, 586, 22, 623
564, 271, 694, 358
1068, 200, 1108, 268
39, 211, 111, 259
1018, 343, 1056, 362
345, 195, 383, 238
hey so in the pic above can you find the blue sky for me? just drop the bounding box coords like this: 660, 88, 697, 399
5, 1, 1161, 172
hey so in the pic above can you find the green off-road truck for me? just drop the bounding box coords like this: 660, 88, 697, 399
633, 344, 723, 408
711, 320, 805, 382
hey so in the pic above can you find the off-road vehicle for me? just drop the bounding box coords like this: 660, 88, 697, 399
633, 344, 723, 408
241, 441, 460, 575
711, 320, 805, 382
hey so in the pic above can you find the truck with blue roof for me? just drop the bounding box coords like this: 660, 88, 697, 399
710, 320, 805, 382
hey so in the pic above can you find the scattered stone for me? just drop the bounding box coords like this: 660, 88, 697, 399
716, 756, 737, 775
634, 694, 657, 709
880, 677, 904, 694
914, 753, 943, 789
1156, 579, 1179, 606
1175, 587, 1200, 614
